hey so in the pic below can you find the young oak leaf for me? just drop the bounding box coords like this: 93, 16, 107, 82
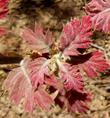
3, 57, 53, 112
21, 24, 53, 54
57, 60, 84, 92
59, 16, 92, 56
85, 0, 110, 33
79, 51, 110, 78
3, 59, 34, 112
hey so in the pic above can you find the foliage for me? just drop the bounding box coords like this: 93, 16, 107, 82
0, 0, 110, 114
3, 15, 109, 113
85, 0, 110, 33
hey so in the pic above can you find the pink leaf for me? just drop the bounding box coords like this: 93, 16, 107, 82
28, 57, 50, 88
3, 67, 34, 112
85, 0, 110, 33
79, 51, 110, 78
21, 24, 53, 54
59, 16, 92, 56
58, 61, 84, 92
3, 57, 52, 112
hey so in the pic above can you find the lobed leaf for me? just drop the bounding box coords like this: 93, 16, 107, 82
85, 0, 110, 33
65, 90, 92, 113
3, 67, 34, 112
79, 51, 110, 78
57, 61, 84, 92
21, 24, 53, 54
59, 16, 92, 56
55, 89, 92, 113
3, 57, 53, 112
27, 57, 50, 88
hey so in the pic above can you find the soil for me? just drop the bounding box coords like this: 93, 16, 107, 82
0, 0, 110, 118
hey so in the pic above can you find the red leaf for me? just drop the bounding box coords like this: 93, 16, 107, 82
3, 67, 34, 112
21, 24, 53, 54
55, 89, 92, 113
85, 0, 110, 33
59, 16, 92, 56
0, 0, 9, 37
3, 57, 52, 112
0, 0, 9, 18
79, 51, 110, 78
57, 61, 84, 92
28, 57, 50, 88
65, 90, 92, 113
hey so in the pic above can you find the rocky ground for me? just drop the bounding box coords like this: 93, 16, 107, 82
0, 0, 110, 118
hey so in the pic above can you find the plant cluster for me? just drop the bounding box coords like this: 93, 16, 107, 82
1, 0, 110, 113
